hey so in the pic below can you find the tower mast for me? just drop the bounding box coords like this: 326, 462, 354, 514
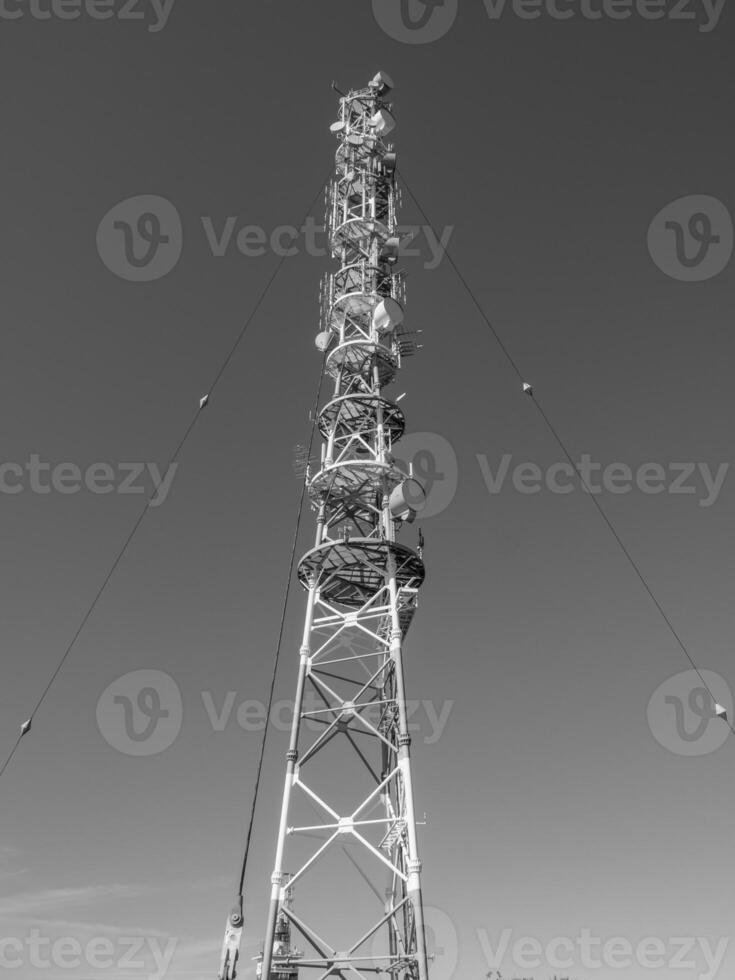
258, 72, 430, 980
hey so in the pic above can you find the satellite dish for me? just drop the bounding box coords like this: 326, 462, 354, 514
369, 71, 394, 94
380, 237, 400, 263
370, 109, 396, 137
389, 480, 426, 522
315, 331, 335, 352
372, 297, 404, 333
330, 121, 345, 133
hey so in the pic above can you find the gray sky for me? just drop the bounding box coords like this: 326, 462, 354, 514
1, 3, 734, 979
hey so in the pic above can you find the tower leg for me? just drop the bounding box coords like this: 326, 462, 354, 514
260, 583, 317, 980
388, 572, 430, 980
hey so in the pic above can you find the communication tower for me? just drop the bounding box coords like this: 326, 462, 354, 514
257, 72, 431, 980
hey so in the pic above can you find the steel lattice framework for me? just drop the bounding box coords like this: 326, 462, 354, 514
257, 73, 430, 980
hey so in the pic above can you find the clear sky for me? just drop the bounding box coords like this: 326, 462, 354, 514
1, 3, 734, 980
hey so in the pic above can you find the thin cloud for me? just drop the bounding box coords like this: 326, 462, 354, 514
7, 915, 171, 938
0, 883, 148, 918
0, 843, 27, 879
0, 865, 29, 881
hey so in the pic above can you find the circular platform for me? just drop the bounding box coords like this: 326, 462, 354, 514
326, 340, 397, 387
308, 460, 405, 511
335, 139, 379, 170
318, 394, 405, 443
298, 538, 425, 607
331, 288, 376, 320
331, 260, 383, 294
330, 217, 390, 252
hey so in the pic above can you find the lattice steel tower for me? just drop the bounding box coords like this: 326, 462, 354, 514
257, 72, 430, 980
